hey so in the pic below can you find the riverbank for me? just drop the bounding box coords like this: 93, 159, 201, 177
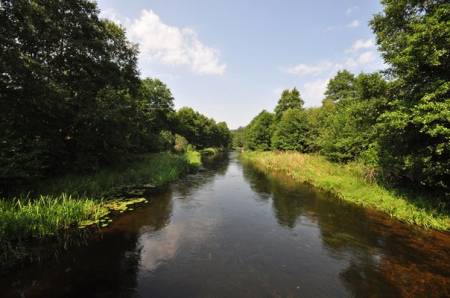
241, 151, 450, 231
0, 150, 202, 270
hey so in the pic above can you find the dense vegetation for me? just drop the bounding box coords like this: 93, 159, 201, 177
0, 151, 201, 270
0, 0, 231, 268
0, 0, 231, 184
236, 0, 450, 205
242, 151, 450, 230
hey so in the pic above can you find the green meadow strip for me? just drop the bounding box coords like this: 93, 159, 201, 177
241, 151, 450, 231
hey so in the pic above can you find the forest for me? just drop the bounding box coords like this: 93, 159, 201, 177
0, 0, 231, 181
235, 0, 450, 207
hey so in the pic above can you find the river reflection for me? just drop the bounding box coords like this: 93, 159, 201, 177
2, 153, 450, 297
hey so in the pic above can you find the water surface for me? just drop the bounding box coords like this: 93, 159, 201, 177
2, 153, 450, 297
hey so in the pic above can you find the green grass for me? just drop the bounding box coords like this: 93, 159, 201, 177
0, 151, 201, 246
0, 195, 107, 242
38, 152, 201, 198
241, 151, 450, 231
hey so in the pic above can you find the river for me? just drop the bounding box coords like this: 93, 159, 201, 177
2, 152, 450, 297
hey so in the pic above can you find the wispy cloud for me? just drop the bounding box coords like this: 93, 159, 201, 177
346, 38, 375, 53
346, 19, 360, 28
284, 38, 384, 106
286, 61, 334, 77
346, 6, 359, 15
324, 18, 360, 32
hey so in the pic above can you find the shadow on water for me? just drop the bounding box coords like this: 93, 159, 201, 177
2, 152, 450, 297
242, 160, 450, 297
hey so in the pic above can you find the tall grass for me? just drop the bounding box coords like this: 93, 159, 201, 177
0, 195, 107, 243
241, 151, 450, 231
0, 152, 201, 246
38, 152, 201, 198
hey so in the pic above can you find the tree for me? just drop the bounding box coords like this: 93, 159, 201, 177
272, 108, 309, 151
231, 127, 246, 149
318, 71, 388, 162
133, 78, 175, 151
303, 102, 335, 152
175, 107, 230, 149
324, 70, 356, 102
274, 88, 304, 119
245, 110, 274, 150
371, 0, 450, 193
216, 122, 232, 148
0, 0, 140, 176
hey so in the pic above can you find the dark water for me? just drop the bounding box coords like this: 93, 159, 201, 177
2, 153, 450, 297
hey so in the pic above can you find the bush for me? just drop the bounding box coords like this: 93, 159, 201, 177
244, 110, 274, 150
271, 108, 309, 151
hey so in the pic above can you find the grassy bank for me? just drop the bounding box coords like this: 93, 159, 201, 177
241, 151, 450, 231
37, 151, 201, 198
0, 151, 201, 260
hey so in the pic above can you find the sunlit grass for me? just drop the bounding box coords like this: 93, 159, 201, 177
241, 151, 450, 231
39, 152, 201, 198
0, 151, 202, 245
0, 195, 107, 243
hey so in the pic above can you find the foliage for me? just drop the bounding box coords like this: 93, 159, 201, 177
244, 110, 275, 150
35, 153, 199, 198
271, 108, 309, 151
371, 0, 450, 193
231, 127, 246, 149
0, 0, 141, 176
175, 107, 231, 149
239, 3, 450, 200
318, 72, 389, 163
184, 150, 202, 168
242, 151, 450, 231
174, 134, 189, 153
324, 70, 356, 102
274, 88, 304, 119
0, 152, 201, 240
0, 1, 229, 185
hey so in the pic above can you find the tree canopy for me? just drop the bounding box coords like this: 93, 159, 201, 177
245, 111, 274, 151
175, 107, 231, 149
371, 0, 450, 192
237, 1, 449, 198
0, 0, 230, 181
272, 108, 309, 151
274, 88, 304, 119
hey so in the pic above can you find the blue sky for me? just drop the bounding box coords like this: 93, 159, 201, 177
97, 0, 384, 128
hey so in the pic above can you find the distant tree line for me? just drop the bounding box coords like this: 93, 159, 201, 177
234, 0, 449, 198
0, 0, 230, 180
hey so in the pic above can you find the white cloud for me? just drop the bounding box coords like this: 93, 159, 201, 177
285, 39, 385, 106
346, 19, 360, 28
302, 79, 329, 106
357, 51, 376, 65
347, 38, 375, 53
286, 61, 334, 77
128, 10, 226, 75
100, 8, 125, 25
101, 9, 226, 75
286, 53, 377, 79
